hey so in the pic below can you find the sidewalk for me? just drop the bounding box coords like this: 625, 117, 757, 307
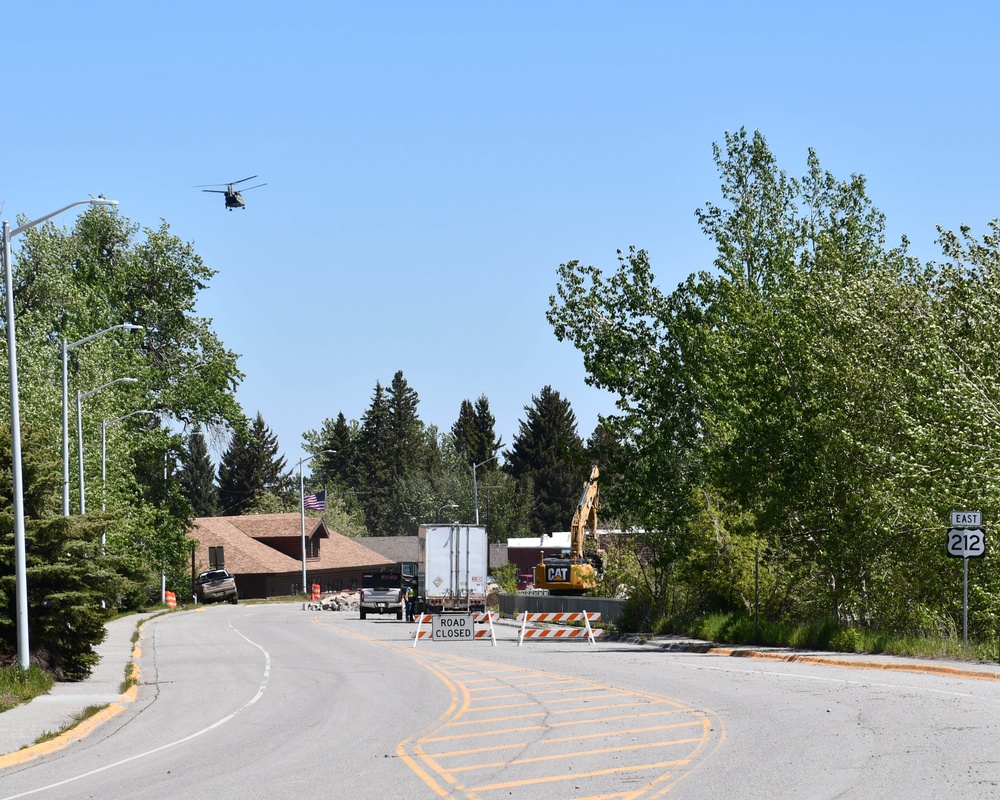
0, 613, 150, 763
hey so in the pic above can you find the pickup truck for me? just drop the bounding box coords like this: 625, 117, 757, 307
195, 569, 239, 604
359, 568, 405, 620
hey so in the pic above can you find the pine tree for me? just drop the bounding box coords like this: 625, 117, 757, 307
505, 386, 586, 536
387, 370, 426, 476
357, 383, 393, 534
451, 400, 477, 461
472, 395, 502, 465
452, 394, 502, 467
0, 426, 136, 679
217, 413, 290, 516
179, 427, 218, 517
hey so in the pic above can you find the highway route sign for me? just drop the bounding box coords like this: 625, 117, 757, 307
947, 528, 986, 558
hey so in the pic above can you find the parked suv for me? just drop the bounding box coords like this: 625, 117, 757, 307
195, 569, 238, 604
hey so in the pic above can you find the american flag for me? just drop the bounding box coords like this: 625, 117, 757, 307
303, 491, 326, 511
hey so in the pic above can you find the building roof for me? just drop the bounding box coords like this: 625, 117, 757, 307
507, 532, 572, 549
220, 512, 327, 540
357, 536, 419, 563
359, 536, 508, 569
189, 514, 394, 575
506, 529, 637, 550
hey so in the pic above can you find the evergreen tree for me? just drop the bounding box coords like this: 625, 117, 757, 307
179, 427, 218, 517
472, 395, 503, 465
453, 395, 503, 467
217, 413, 290, 516
386, 370, 426, 476
0, 426, 137, 679
357, 383, 393, 534
320, 412, 357, 487
505, 386, 586, 536
451, 400, 477, 461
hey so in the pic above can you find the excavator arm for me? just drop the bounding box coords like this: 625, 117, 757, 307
535, 465, 600, 594
570, 465, 600, 560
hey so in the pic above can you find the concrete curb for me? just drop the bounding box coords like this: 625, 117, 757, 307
0, 622, 144, 768
702, 646, 1000, 681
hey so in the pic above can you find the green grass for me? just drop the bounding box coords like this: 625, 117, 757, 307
0, 665, 54, 714
676, 611, 1000, 664
119, 660, 138, 695
32, 704, 107, 745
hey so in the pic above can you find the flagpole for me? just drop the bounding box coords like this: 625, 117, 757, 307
298, 450, 334, 594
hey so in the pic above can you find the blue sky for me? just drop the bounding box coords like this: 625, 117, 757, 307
4, 2, 998, 468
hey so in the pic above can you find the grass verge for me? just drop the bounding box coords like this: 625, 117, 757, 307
0, 666, 54, 714
31, 704, 107, 746
680, 611, 999, 664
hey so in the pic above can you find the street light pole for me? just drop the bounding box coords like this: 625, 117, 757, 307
77, 377, 138, 514
472, 454, 500, 526
298, 450, 335, 594
437, 502, 458, 522
4, 197, 118, 670
62, 323, 143, 516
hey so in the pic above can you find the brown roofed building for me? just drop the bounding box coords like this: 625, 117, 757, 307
188, 513, 394, 600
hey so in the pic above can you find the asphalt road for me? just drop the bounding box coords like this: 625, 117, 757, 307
2, 605, 1000, 799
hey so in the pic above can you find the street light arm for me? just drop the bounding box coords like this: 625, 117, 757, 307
10, 198, 118, 238
473, 454, 501, 471
80, 376, 138, 401
67, 322, 143, 352
106, 409, 157, 427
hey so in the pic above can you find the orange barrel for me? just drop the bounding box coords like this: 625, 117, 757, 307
311, 583, 320, 601
165, 590, 177, 609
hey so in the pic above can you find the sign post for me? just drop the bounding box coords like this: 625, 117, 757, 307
948, 511, 986, 647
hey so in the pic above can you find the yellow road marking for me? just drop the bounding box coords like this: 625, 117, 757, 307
315, 618, 726, 799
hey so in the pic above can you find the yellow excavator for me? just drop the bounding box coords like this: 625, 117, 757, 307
534, 465, 600, 595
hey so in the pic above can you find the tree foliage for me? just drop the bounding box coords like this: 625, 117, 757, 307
218, 413, 290, 516
179, 427, 218, 517
548, 128, 1000, 639
0, 206, 244, 672
505, 386, 586, 536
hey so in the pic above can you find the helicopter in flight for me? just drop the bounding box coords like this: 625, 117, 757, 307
196, 175, 267, 210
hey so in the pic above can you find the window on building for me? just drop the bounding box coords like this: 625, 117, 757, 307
209, 546, 225, 568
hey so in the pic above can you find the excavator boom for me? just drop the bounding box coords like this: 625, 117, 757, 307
535, 466, 600, 594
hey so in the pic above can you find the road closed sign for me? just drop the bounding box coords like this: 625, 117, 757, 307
432, 614, 474, 641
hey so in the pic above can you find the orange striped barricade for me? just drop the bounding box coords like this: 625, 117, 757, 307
311, 583, 321, 602
516, 611, 602, 646
165, 590, 177, 609
412, 612, 498, 647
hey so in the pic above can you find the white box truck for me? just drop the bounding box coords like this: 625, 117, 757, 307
418, 524, 488, 614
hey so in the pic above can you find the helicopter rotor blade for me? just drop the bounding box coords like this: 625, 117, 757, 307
194, 182, 227, 188
241, 183, 267, 191
202, 189, 226, 194
232, 175, 258, 185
